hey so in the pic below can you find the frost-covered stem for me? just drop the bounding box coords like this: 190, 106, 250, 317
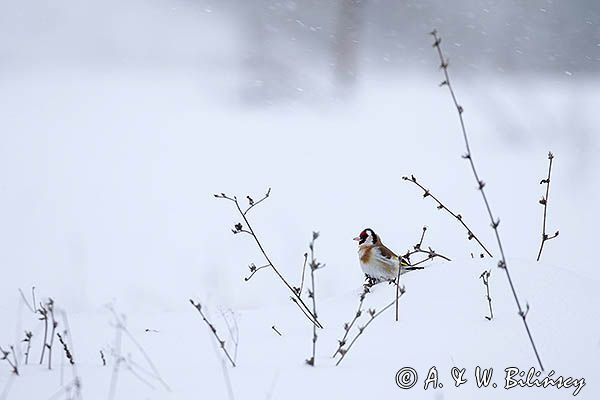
537, 152, 559, 261
430, 29, 544, 371
215, 190, 322, 329
335, 287, 406, 366
332, 288, 367, 358
189, 300, 236, 367
402, 175, 493, 257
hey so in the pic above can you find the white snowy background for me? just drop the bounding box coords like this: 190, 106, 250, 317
0, 0, 599, 399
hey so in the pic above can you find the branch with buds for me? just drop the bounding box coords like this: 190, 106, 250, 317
401, 226, 452, 267
335, 286, 406, 366
479, 269, 494, 320
332, 288, 368, 358
189, 300, 236, 367
402, 175, 493, 258
536, 152, 559, 261
0, 345, 19, 375
22, 331, 33, 365
396, 226, 450, 322
305, 232, 324, 366
57, 332, 75, 365
430, 29, 544, 371
215, 189, 322, 329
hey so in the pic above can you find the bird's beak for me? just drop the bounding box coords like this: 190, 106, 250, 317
353, 236, 360, 241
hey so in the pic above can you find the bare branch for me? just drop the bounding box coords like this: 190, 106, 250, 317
402, 175, 493, 258
216, 189, 323, 329
536, 152, 559, 261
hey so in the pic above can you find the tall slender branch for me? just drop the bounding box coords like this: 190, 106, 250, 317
215, 189, 323, 329
430, 29, 544, 371
536, 152, 559, 261
402, 175, 493, 258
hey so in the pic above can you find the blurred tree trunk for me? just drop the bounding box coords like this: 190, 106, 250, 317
333, 0, 365, 92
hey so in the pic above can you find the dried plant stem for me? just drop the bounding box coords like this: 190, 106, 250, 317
108, 307, 171, 391
23, 332, 32, 365
332, 288, 367, 358
335, 286, 406, 366
47, 299, 57, 370
38, 303, 49, 365
402, 175, 493, 258
305, 232, 323, 366
536, 152, 559, 261
430, 29, 544, 371
57, 333, 74, 365
190, 300, 236, 367
480, 270, 494, 320
220, 309, 240, 364
216, 190, 322, 329
108, 321, 122, 400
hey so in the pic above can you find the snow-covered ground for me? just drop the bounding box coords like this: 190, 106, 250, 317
0, 67, 599, 399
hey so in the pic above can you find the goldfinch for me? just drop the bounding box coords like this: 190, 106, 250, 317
353, 228, 423, 284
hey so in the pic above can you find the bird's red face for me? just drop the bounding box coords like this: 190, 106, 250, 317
353, 228, 375, 245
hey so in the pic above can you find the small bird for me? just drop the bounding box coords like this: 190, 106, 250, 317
354, 228, 423, 285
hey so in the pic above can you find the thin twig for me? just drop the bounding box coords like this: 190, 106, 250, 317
100, 350, 106, 366
430, 29, 544, 371
243, 263, 270, 282
402, 175, 493, 258
271, 326, 282, 336
215, 189, 323, 328
536, 152, 559, 261
332, 288, 367, 358
305, 232, 324, 366
296, 253, 309, 296
219, 309, 240, 363
479, 269, 494, 320
38, 303, 49, 365
189, 300, 236, 367
108, 307, 170, 391
335, 286, 406, 366
18, 287, 36, 314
